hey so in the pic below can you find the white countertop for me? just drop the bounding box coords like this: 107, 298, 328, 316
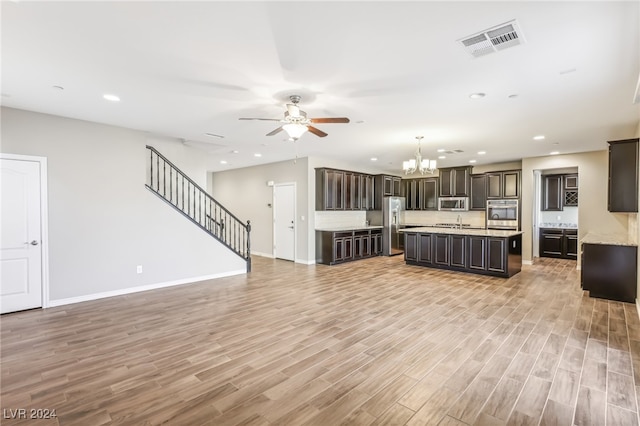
539, 222, 578, 229
315, 226, 384, 232
581, 232, 637, 247
399, 227, 523, 238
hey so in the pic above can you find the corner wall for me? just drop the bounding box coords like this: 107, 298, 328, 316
522, 150, 629, 266
1, 107, 246, 303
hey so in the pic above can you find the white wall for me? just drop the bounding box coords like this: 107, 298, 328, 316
1, 107, 246, 303
209, 157, 310, 262
522, 150, 629, 265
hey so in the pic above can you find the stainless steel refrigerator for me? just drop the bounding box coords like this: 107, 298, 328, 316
367, 196, 405, 256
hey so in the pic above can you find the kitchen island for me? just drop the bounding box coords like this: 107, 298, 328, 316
401, 227, 523, 278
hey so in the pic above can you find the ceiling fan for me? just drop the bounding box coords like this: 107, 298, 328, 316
239, 95, 350, 140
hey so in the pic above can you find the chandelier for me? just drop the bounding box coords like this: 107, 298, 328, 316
402, 136, 437, 175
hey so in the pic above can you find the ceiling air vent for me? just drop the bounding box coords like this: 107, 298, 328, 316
459, 20, 525, 58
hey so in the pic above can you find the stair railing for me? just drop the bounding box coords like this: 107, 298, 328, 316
145, 145, 251, 272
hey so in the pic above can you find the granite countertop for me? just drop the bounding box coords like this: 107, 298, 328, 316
539, 222, 578, 229
315, 225, 384, 232
404, 223, 486, 230
581, 232, 638, 247
398, 227, 523, 238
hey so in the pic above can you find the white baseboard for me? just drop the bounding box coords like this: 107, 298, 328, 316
48, 269, 246, 308
296, 259, 316, 265
251, 251, 274, 258
522, 260, 533, 265
636, 299, 640, 321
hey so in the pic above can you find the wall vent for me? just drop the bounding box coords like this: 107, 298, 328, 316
459, 20, 525, 58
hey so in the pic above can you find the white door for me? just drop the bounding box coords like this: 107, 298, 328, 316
1, 158, 43, 314
274, 183, 296, 261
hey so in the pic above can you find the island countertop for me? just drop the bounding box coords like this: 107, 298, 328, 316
581, 232, 638, 247
399, 227, 523, 238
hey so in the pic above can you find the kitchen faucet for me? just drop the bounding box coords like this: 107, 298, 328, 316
456, 214, 462, 229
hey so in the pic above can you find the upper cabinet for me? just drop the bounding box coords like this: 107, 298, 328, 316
542, 174, 563, 211
316, 168, 376, 211
470, 174, 487, 210
542, 173, 579, 211
487, 170, 520, 199
608, 138, 639, 213
402, 177, 439, 211
439, 166, 472, 197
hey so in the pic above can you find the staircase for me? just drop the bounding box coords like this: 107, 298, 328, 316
145, 145, 251, 272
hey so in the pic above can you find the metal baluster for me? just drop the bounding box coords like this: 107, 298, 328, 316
169, 167, 173, 203
163, 159, 166, 197
149, 149, 154, 188
156, 153, 160, 192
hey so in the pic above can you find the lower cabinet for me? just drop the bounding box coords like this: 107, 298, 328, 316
582, 243, 637, 303
316, 229, 382, 265
540, 228, 577, 260
404, 232, 522, 277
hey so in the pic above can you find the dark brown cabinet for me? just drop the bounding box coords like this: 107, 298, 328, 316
539, 228, 577, 260
470, 174, 487, 210
316, 229, 382, 265
608, 138, 639, 213
316, 168, 376, 211
374, 174, 402, 210
450, 235, 467, 268
487, 170, 520, 199
469, 236, 487, 270
542, 175, 563, 211
439, 167, 471, 197
404, 231, 521, 277
402, 178, 438, 210
542, 173, 579, 211
582, 242, 637, 303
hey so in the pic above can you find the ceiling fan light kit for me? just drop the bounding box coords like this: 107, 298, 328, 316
239, 94, 349, 141
403, 136, 437, 175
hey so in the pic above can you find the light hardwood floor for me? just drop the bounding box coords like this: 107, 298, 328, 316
2, 255, 640, 425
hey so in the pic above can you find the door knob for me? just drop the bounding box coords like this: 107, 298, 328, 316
29, 240, 39, 246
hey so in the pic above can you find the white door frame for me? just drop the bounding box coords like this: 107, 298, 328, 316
1, 153, 50, 309
273, 182, 296, 262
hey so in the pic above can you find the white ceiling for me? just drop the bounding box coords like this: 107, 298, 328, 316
2, 1, 639, 173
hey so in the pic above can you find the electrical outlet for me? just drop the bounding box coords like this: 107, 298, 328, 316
136, 265, 143, 274
556, 215, 561, 221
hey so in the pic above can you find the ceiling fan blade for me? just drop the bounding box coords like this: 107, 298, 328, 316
239, 117, 282, 121
309, 117, 350, 124
307, 126, 328, 137
266, 126, 284, 136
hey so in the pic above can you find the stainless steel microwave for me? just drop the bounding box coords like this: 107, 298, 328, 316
438, 197, 469, 211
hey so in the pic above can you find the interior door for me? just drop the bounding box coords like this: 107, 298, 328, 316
274, 183, 296, 261
1, 158, 43, 314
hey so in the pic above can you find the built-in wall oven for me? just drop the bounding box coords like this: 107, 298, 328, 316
486, 199, 519, 230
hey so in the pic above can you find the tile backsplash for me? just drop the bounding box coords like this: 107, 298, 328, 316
404, 210, 486, 227
315, 211, 367, 228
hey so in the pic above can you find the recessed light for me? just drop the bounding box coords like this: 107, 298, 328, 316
205, 133, 224, 138
438, 155, 446, 159
232, 150, 239, 154
254, 153, 262, 157
533, 135, 545, 140
477, 151, 486, 155
220, 160, 228, 164
103, 94, 120, 102
370, 157, 378, 162
437, 148, 446, 153
469, 159, 477, 163
550, 151, 559, 155
469, 93, 486, 99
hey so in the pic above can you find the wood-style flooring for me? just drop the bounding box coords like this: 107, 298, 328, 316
2, 255, 640, 425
